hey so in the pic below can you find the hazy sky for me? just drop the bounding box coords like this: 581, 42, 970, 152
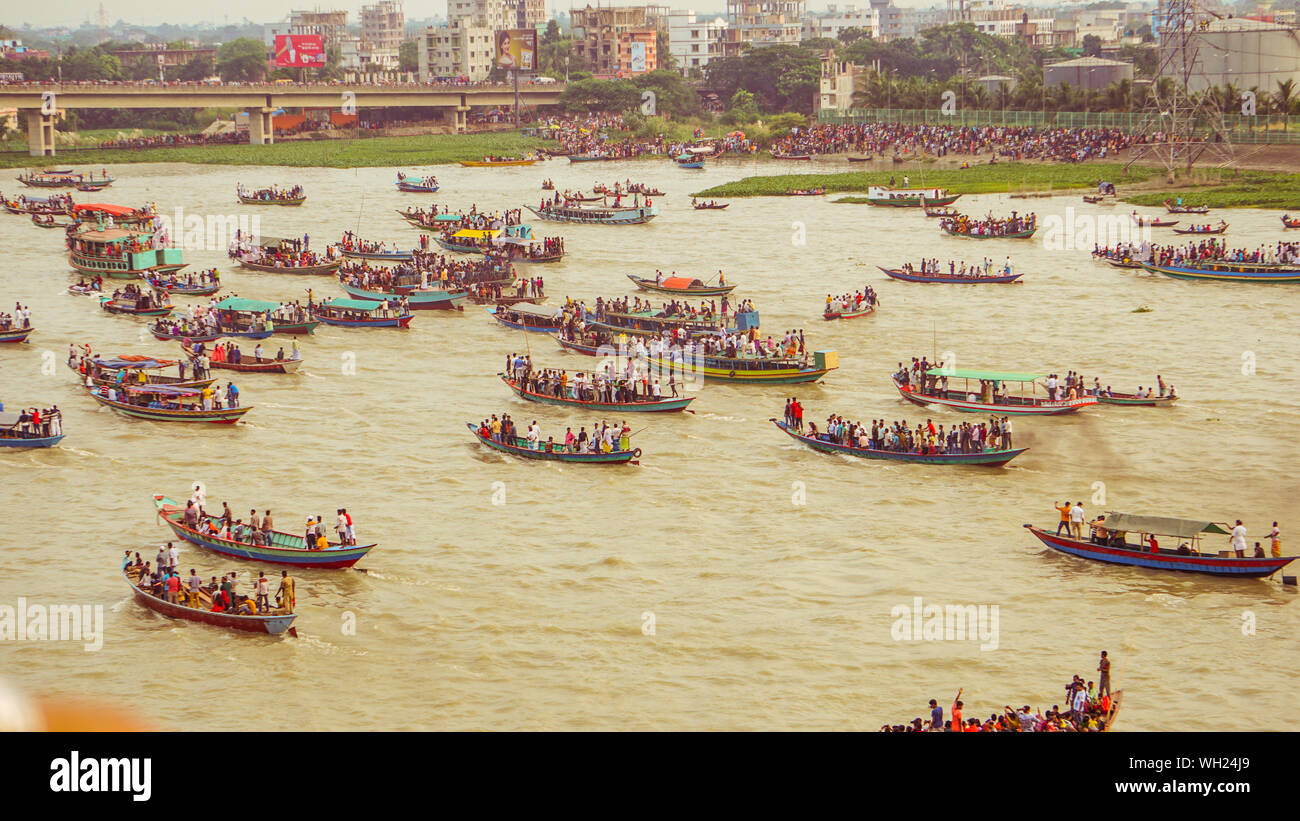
13, 0, 965, 30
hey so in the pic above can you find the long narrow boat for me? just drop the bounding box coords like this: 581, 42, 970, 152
1023, 515, 1296, 578
338, 280, 468, 310
1097, 391, 1178, 407
771, 419, 1027, 466
338, 247, 414, 262
459, 158, 539, 167
235, 256, 341, 275
1139, 261, 1300, 283
311, 298, 413, 328
922, 206, 960, 218
878, 266, 1023, 284
1172, 222, 1227, 235
0, 326, 35, 343
941, 224, 1037, 239
145, 273, 221, 296
153, 494, 376, 568
1164, 200, 1209, 214
0, 410, 64, 448
488, 303, 566, 332
150, 321, 274, 343
237, 188, 306, 206
501, 374, 694, 412
626, 274, 736, 297
1132, 216, 1178, 228
99, 294, 172, 317
554, 335, 839, 385
893, 369, 1096, 415
123, 561, 297, 636
674, 156, 704, 169
525, 203, 658, 225
693, 202, 729, 210
189, 353, 303, 374
213, 296, 318, 335
395, 173, 439, 193
822, 303, 876, 320
1282, 215, 1300, 229
73, 356, 214, 390
87, 384, 252, 423
466, 422, 638, 463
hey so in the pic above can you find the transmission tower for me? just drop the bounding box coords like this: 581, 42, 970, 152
1125, 0, 1236, 176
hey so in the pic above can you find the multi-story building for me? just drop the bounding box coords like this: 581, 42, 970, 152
965, 1, 1064, 47
723, 0, 805, 56
289, 9, 351, 49
667, 9, 728, 76
109, 45, 218, 70
801, 4, 874, 40
362, 1, 405, 52
818, 51, 862, 111
419, 0, 547, 81
570, 4, 669, 77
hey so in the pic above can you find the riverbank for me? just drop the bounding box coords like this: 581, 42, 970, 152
694, 159, 1300, 209
0, 130, 551, 170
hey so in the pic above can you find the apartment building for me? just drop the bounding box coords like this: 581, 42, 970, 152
668, 9, 728, 76
570, 4, 669, 77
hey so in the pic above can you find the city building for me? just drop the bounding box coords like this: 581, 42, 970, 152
1162, 16, 1300, 93
0, 40, 51, 60
419, 0, 547, 81
362, 1, 406, 52
964, 0, 1066, 47
288, 9, 351, 49
109, 45, 218, 70
723, 0, 805, 56
1044, 55, 1133, 90
667, 9, 728, 76
570, 4, 669, 77
818, 51, 862, 111
801, 4, 874, 41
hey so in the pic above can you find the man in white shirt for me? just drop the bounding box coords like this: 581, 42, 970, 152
1046, 374, 1059, 401
167, 542, 179, 573
1070, 502, 1086, 539
1231, 519, 1248, 557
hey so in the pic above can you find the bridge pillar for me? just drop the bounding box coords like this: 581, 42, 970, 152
22, 109, 57, 157
454, 105, 470, 134
247, 108, 275, 145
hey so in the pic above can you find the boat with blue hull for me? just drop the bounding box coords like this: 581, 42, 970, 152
0, 408, 63, 448
339, 281, 466, 310
772, 420, 1026, 465
501, 374, 694, 412
153, 494, 376, 568
1139, 261, 1300, 283
1024, 517, 1296, 578
466, 422, 639, 463
488, 303, 566, 332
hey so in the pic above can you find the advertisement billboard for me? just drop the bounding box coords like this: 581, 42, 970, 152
495, 29, 537, 71
274, 34, 327, 68
629, 42, 646, 73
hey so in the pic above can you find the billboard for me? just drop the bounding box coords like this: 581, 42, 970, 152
274, 34, 327, 68
495, 29, 537, 71
629, 41, 646, 73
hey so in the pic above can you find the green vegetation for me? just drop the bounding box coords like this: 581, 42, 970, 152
1123, 169, 1300, 209
695, 163, 1163, 198
0, 131, 550, 170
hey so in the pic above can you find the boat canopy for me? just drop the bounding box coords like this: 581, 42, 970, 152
1101, 512, 1231, 538
661, 276, 704, 289
432, 214, 463, 222
215, 297, 280, 314
503, 302, 562, 318
125, 384, 198, 396
453, 228, 501, 240
0, 411, 22, 427
926, 368, 1043, 383
492, 236, 532, 246
322, 298, 387, 312
74, 203, 136, 216
95, 357, 172, 370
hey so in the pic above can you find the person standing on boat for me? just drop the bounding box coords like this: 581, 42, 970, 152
1070, 501, 1086, 539
1230, 519, 1248, 558
1268, 522, 1282, 558
1097, 651, 1111, 698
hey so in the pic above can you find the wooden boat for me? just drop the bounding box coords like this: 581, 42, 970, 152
878, 266, 1023, 284
627, 274, 735, 297
19, 170, 114, 188
1139, 260, 1300, 283
339, 281, 467, 310
1100, 257, 1144, 269
501, 374, 694, 412
182, 344, 304, 374
237, 188, 306, 206
76, 182, 109, 192
1023, 515, 1296, 578
150, 321, 274, 343
864, 186, 962, 207
72, 354, 214, 391
467, 291, 543, 306
489, 303, 566, 332
31, 213, 64, 228
1097, 390, 1178, 407
1282, 215, 1300, 229
1164, 200, 1209, 214
145, 273, 220, 296
68, 283, 104, 297
459, 157, 539, 167
771, 152, 812, 160
235, 256, 341, 275
87, 383, 252, 423
213, 297, 318, 335
586, 306, 758, 339
674, 156, 705, 169
466, 422, 639, 463
0, 409, 64, 448
693, 202, 729, 210
153, 494, 375, 568
941, 224, 1037, 239
0, 326, 35, 343
525, 203, 658, 225
894, 369, 1096, 415
846, 155, 874, 162
338, 247, 414, 262
823, 303, 876, 320
99, 294, 172, 317
394, 175, 439, 193
555, 335, 839, 385
123, 561, 296, 636
784, 188, 826, 196
922, 206, 960, 218
72, 202, 154, 226
67, 224, 186, 279
1132, 215, 1178, 227
312, 298, 413, 328
1172, 222, 1228, 235
772, 419, 1026, 466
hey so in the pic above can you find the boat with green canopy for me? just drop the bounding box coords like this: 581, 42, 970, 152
212, 296, 318, 335
894, 368, 1097, 415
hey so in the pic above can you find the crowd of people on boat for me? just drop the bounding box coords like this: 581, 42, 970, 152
104, 282, 169, 311
1123, 238, 1300, 269
795, 405, 1016, 454
68, 228, 155, 260
229, 241, 337, 269
401, 204, 524, 230
3, 192, 75, 213
237, 183, 304, 203
395, 171, 438, 189
336, 231, 406, 256
940, 211, 1036, 237
470, 276, 545, 303
189, 339, 298, 374
896, 356, 1174, 403
559, 323, 811, 367
901, 258, 1014, 278
882, 658, 1116, 731
584, 293, 750, 327
147, 268, 220, 292
476, 412, 634, 455
825, 286, 878, 315
507, 353, 679, 403
338, 251, 508, 291
1, 303, 33, 330
125, 546, 296, 615
0, 403, 62, 439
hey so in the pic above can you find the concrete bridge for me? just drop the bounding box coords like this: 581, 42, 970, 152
0, 82, 566, 155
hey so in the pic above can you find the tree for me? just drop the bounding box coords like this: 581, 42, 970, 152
217, 37, 268, 82
179, 54, 215, 81
1082, 35, 1102, 57
656, 29, 677, 73
1273, 78, 1297, 127
632, 69, 700, 118
399, 40, 418, 72
558, 77, 639, 113
544, 19, 561, 45
60, 46, 123, 81
720, 89, 759, 125
838, 27, 871, 46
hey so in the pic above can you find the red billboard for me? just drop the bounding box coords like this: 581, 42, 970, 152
274, 35, 327, 68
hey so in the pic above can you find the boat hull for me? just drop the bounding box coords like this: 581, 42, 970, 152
553, 337, 833, 384
125, 566, 296, 635
879, 266, 1022, 284
773, 420, 1025, 465
525, 205, 657, 225
627, 275, 735, 297
208, 358, 303, 374
0, 327, 35, 343
502, 374, 694, 412
339, 282, 467, 310
0, 433, 64, 448
238, 196, 305, 206
942, 227, 1037, 239
89, 390, 251, 423
1025, 525, 1295, 577
236, 259, 341, 275
1140, 262, 1300, 283
467, 422, 637, 462
893, 377, 1094, 415
823, 306, 876, 320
